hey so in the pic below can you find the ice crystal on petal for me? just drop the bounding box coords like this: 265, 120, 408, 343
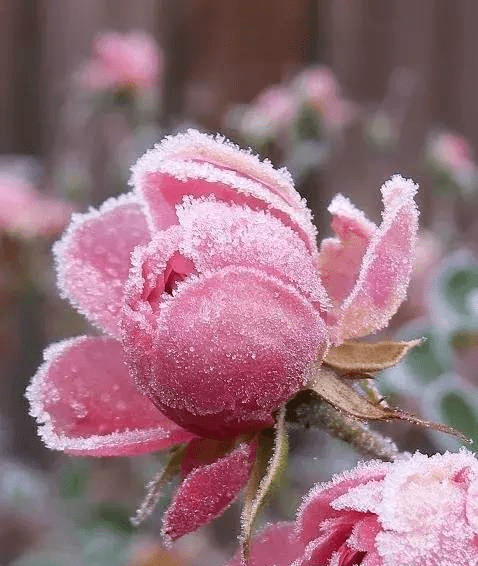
177, 197, 330, 306
123, 266, 328, 438
331, 175, 419, 343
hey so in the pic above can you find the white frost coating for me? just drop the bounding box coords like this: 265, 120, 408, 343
176, 197, 331, 308
327, 193, 376, 235
130, 128, 299, 206
53, 192, 149, 338
335, 174, 419, 342
129, 130, 318, 254
25, 336, 181, 454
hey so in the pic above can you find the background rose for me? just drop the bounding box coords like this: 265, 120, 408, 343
228, 450, 478, 566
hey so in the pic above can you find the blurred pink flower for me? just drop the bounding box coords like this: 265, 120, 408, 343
0, 175, 73, 239
293, 65, 354, 131
427, 131, 478, 193
239, 84, 297, 142
228, 450, 478, 566
77, 30, 163, 94
27, 130, 418, 539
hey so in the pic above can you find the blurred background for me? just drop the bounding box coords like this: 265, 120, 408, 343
1, 1, 478, 564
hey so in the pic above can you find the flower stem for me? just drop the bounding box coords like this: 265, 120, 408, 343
286, 392, 400, 462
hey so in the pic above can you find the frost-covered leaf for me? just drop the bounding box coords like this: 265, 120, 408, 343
307, 365, 469, 442
131, 444, 187, 527
324, 339, 422, 373
241, 406, 288, 564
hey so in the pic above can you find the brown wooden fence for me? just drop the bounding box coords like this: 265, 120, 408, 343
1, 1, 478, 170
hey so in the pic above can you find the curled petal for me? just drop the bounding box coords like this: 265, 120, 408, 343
130, 129, 318, 256
162, 441, 256, 541
123, 266, 328, 438
177, 198, 329, 307
318, 193, 376, 304
54, 193, 150, 338
26, 336, 194, 456
333, 175, 419, 342
226, 522, 304, 566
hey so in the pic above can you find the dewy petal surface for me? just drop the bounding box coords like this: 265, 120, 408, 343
54, 193, 150, 338
177, 198, 329, 306
26, 336, 194, 456
123, 266, 328, 438
334, 175, 419, 343
162, 441, 256, 541
130, 129, 318, 256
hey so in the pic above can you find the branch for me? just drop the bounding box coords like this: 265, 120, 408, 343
285, 391, 400, 462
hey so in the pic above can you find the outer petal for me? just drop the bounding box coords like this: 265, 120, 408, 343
162, 441, 256, 541
54, 193, 150, 338
130, 129, 318, 256
177, 198, 330, 307
26, 336, 194, 456
292, 514, 360, 566
226, 522, 304, 566
318, 194, 376, 304
123, 266, 328, 438
334, 175, 419, 342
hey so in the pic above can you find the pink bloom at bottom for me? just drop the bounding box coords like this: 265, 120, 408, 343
228, 450, 478, 566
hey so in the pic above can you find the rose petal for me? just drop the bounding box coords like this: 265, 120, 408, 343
296, 460, 389, 543
130, 129, 318, 255
293, 514, 360, 566
54, 193, 150, 338
226, 522, 304, 566
123, 266, 328, 438
318, 193, 376, 303
177, 198, 330, 307
26, 336, 194, 456
334, 175, 419, 343
162, 441, 256, 541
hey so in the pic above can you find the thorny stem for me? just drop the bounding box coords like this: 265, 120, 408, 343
286, 392, 400, 462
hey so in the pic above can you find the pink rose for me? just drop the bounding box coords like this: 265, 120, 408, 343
427, 131, 478, 193
77, 30, 162, 94
228, 450, 478, 566
0, 175, 73, 239
27, 130, 418, 539
293, 65, 354, 131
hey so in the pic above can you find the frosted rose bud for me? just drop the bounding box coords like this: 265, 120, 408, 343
26, 129, 419, 540
27, 129, 419, 444
228, 450, 478, 566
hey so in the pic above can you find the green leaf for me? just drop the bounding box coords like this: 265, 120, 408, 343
440, 392, 478, 449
